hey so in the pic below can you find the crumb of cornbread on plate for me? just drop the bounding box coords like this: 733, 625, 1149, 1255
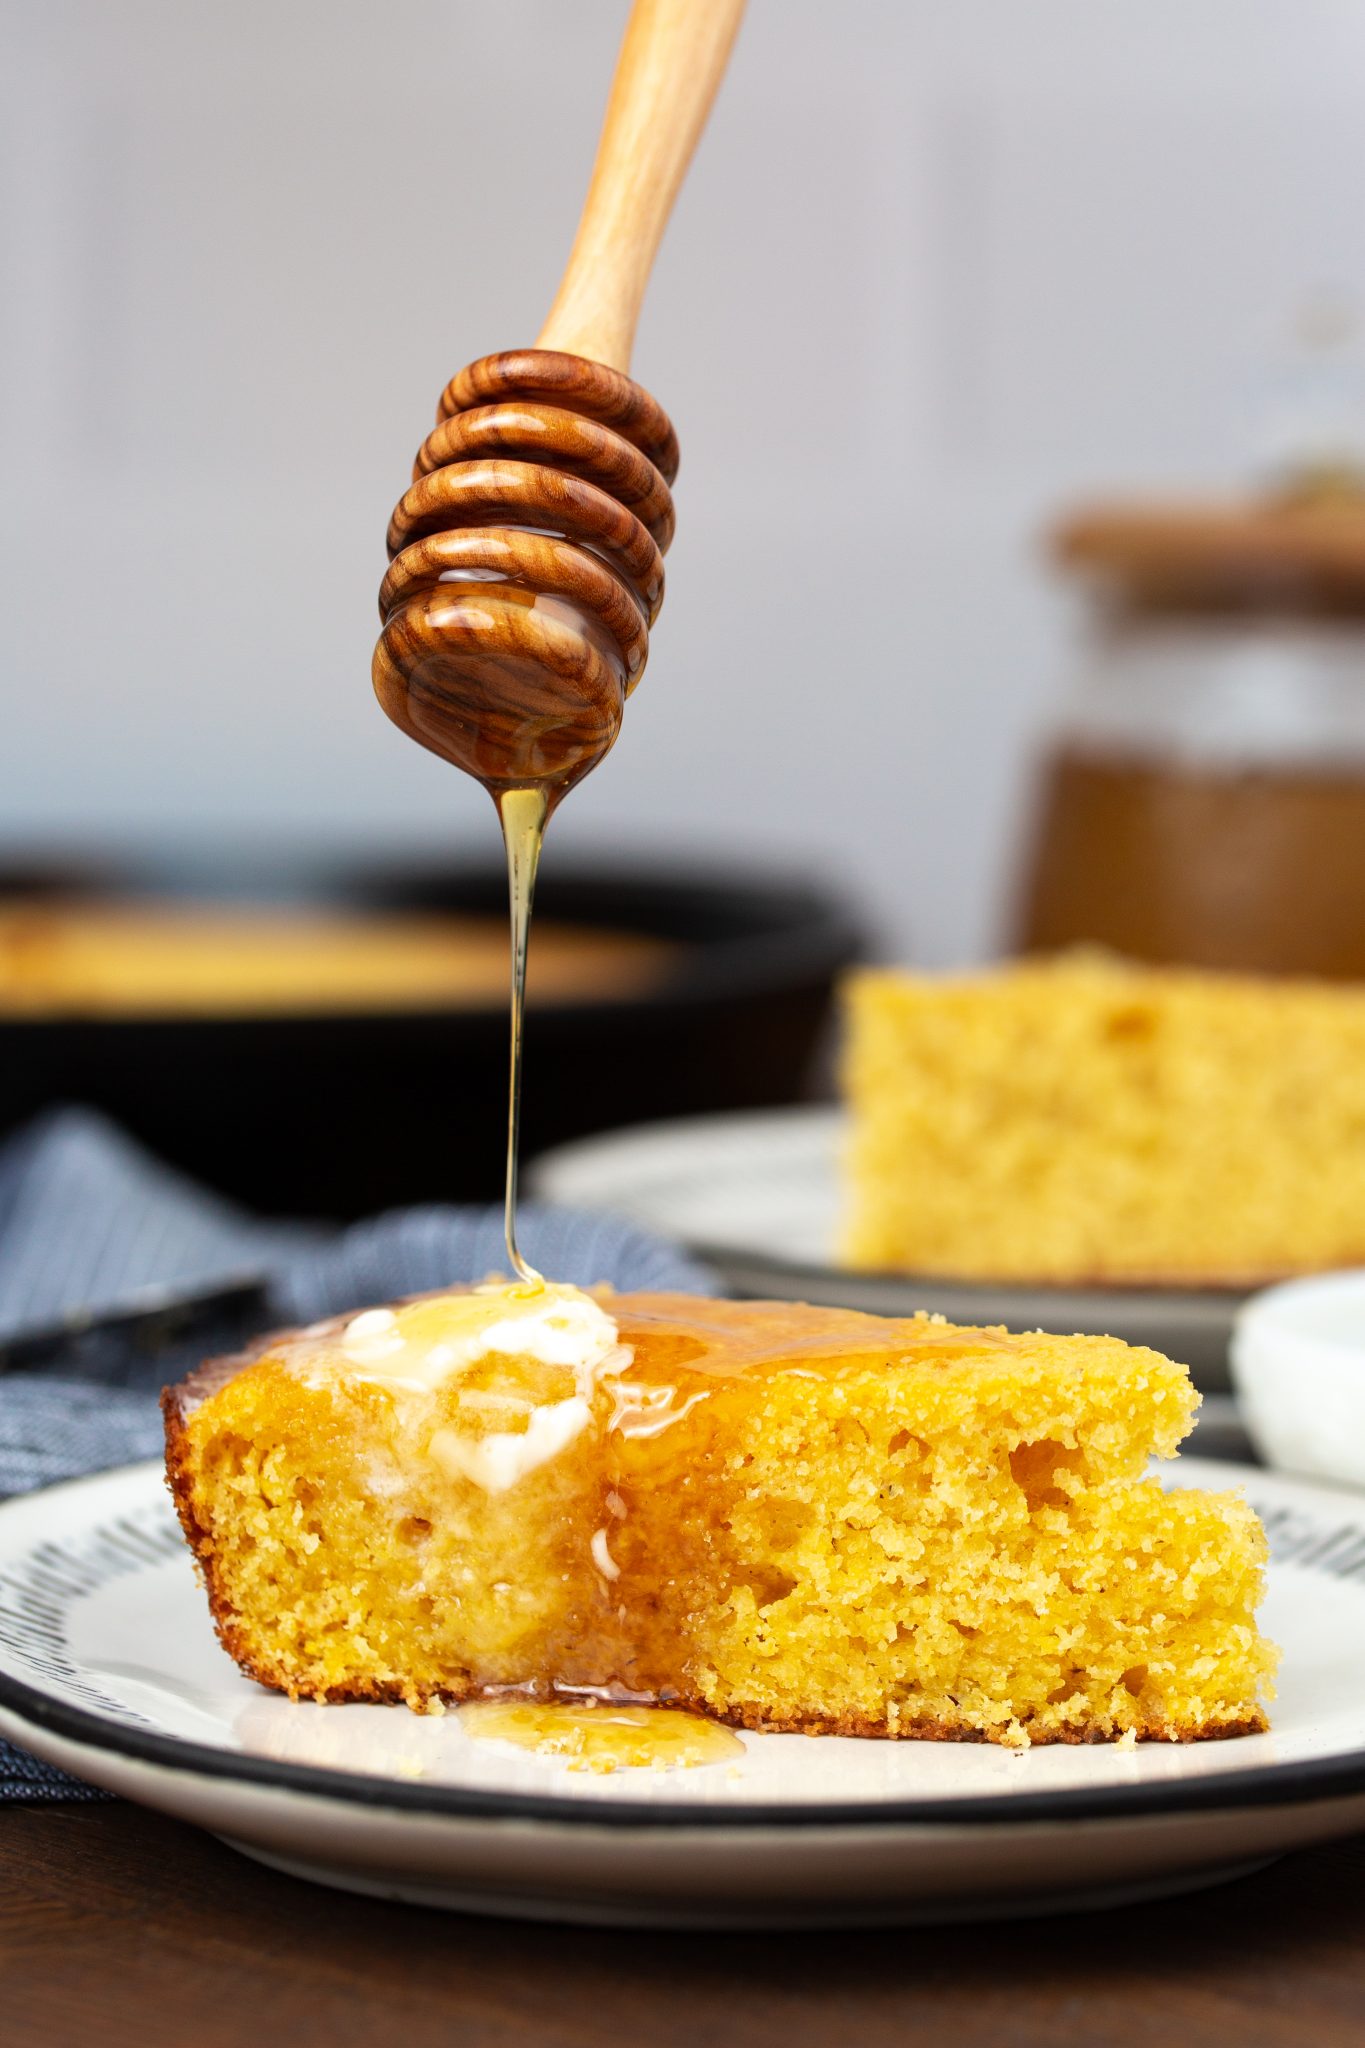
163, 1283, 1276, 1747
842, 950, 1365, 1287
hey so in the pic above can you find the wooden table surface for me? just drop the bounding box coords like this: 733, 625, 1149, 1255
3, 1805, 1365, 2048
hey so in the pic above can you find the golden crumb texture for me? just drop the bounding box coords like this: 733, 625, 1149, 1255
163, 1290, 1275, 1747
843, 950, 1365, 1286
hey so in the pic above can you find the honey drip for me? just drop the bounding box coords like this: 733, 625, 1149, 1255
459, 1699, 744, 1773
497, 785, 551, 1284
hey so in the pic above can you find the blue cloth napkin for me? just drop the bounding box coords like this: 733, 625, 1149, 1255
0, 1107, 714, 1799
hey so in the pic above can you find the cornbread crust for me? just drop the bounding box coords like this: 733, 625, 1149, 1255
165, 1345, 316, 1707
163, 1292, 1276, 1746
683, 1704, 1266, 1744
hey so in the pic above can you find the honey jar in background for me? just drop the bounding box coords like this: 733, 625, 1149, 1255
1013, 489, 1365, 978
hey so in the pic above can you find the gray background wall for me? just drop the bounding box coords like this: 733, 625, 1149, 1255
4, 0, 1364, 960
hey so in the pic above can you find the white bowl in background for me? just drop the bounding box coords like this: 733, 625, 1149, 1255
1231, 1270, 1365, 1491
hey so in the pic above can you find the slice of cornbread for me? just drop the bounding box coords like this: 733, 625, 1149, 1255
164, 1285, 1275, 1745
844, 952, 1365, 1287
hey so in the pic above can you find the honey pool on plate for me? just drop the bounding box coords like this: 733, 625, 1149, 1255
459, 1699, 744, 1773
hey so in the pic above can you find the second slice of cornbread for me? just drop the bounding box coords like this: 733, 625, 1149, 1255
844, 952, 1365, 1286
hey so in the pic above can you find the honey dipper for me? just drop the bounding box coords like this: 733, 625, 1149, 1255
373, 0, 747, 809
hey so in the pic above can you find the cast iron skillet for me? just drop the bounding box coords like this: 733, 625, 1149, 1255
0, 854, 864, 1217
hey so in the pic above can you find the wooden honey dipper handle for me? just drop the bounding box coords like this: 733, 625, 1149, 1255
536, 0, 747, 373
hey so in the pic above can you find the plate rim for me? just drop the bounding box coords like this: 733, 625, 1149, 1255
3, 1457, 1365, 1835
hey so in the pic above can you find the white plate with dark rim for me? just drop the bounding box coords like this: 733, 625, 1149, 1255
3, 1457, 1365, 1926
531, 1107, 1250, 1391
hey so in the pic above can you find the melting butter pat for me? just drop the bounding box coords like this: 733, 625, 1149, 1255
428, 1398, 592, 1494
336, 1282, 624, 1395
318, 1281, 631, 1494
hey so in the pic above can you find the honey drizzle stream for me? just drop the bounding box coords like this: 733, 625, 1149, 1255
498, 785, 550, 1286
